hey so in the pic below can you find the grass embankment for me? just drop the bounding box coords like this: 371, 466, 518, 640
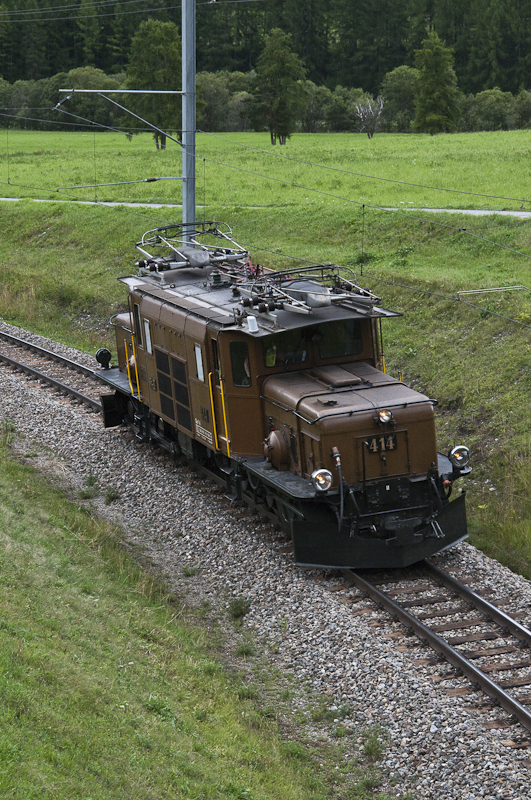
1, 438, 399, 799
0, 130, 530, 572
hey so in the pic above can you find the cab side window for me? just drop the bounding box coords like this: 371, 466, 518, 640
133, 304, 143, 346
194, 344, 205, 382
230, 341, 251, 387
143, 319, 153, 354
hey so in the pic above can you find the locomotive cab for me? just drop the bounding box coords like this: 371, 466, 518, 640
96, 222, 470, 570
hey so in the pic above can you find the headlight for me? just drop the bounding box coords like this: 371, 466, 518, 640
311, 469, 333, 493
449, 445, 470, 468
378, 409, 393, 424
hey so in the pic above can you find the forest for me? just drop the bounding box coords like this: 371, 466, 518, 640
1, 0, 531, 96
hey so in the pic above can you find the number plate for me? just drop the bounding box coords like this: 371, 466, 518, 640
367, 434, 397, 453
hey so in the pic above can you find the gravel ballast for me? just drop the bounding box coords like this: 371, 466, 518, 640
0, 320, 530, 799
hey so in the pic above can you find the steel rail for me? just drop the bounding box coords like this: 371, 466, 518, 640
342, 567, 531, 735
0, 351, 102, 412
0, 330, 97, 378
424, 561, 531, 648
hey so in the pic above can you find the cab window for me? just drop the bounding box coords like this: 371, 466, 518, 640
143, 319, 153, 354
133, 304, 142, 346
194, 344, 205, 382
262, 329, 309, 367
319, 319, 363, 359
230, 341, 251, 387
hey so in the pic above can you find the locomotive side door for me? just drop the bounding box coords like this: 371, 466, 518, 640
214, 331, 264, 457
133, 294, 161, 410
183, 316, 217, 452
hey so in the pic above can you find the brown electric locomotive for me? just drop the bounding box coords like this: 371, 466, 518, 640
96, 222, 470, 569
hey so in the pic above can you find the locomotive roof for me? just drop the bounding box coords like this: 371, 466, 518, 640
125, 221, 401, 335
121, 267, 400, 336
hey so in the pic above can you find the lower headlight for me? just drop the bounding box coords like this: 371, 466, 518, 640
449, 445, 470, 468
311, 468, 333, 492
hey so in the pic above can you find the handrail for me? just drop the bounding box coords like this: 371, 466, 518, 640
208, 371, 220, 451
220, 379, 231, 459
124, 339, 135, 398
131, 334, 142, 403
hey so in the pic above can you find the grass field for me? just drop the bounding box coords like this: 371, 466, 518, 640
0, 130, 530, 569
4, 441, 398, 799
1, 127, 531, 796
1, 129, 531, 210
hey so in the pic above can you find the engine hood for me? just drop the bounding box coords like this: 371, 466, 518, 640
262, 363, 433, 424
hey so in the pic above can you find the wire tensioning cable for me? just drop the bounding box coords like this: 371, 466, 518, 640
58, 177, 183, 189
0, 178, 178, 225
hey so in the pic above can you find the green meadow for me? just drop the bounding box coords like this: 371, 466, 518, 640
0, 128, 531, 796
1, 130, 531, 575
1, 128, 531, 210
1, 442, 363, 800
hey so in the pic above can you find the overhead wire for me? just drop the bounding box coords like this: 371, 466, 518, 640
0, 0, 149, 16
5, 105, 531, 209
2, 111, 530, 262
0, 0, 264, 22
0, 3, 182, 22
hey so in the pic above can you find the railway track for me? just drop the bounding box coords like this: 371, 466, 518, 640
2, 326, 531, 745
342, 561, 531, 737
0, 329, 105, 412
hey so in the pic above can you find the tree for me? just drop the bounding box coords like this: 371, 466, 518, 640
126, 19, 181, 149
465, 87, 513, 131
330, 0, 409, 94
355, 96, 385, 138
299, 81, 333, 132
413, 32, 461, 134
324, 86, 368, 132
77, 0, 102, 67
0, 4, 12, 81
263, 0, 331, 85
381, 65, 419, 131
512, 89, 531, 129
251, 28, 306, 145
197, 71, 231, 131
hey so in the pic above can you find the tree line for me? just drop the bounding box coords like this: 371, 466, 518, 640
2, 22, 531, 142
2, 0, 531, 97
